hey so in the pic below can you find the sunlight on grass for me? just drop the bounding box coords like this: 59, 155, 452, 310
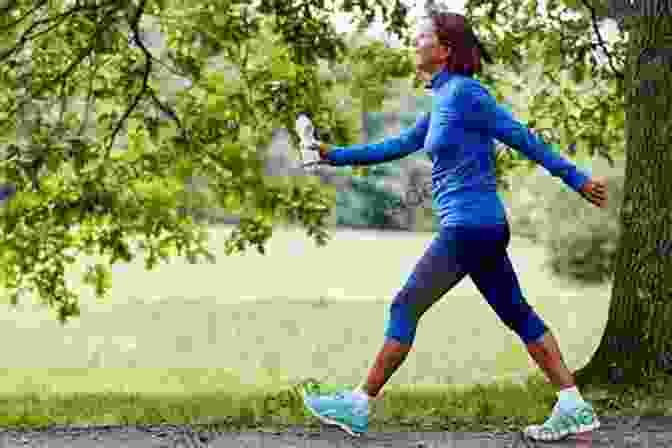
0, 225, 612, 389
0, 368, 267, 397
0, 225, 621, 430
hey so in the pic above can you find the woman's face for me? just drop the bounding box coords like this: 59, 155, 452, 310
414, 19, 450, 79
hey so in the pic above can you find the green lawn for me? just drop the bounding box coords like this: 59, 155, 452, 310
0, 225, 611, 386
3, 223, 660, 432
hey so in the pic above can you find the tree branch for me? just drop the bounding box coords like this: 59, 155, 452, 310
0, 0, 18, 16
6, 5, 121, 125
103, 0, 153, 161
72, 51, 97, 138
0, 0, 48, 33
0, 0, 118, 62
148, 89, 186, 138
580, 0, 625, 80
5, 0, 190, 163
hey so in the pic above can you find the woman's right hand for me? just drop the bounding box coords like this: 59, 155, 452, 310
301, 141, 333, 169
307, 141, 331, 160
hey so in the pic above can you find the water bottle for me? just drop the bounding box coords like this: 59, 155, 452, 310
295, 114, 321, 172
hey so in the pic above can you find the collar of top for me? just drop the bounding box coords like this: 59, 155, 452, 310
425, 65, 455, 92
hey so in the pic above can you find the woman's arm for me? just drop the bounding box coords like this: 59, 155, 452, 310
459, 80, 590, 193
322, 112, 431, 167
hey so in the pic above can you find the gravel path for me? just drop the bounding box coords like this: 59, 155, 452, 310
1, 416, 671, 447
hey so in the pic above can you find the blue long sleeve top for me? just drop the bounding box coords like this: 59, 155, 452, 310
323, 66, 591, 227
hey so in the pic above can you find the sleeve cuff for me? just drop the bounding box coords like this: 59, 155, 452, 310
566, 169, 591, 194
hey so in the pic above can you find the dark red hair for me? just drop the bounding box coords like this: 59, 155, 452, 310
429, 12, 492, 77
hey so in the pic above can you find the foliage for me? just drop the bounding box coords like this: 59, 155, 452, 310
505, 155, 625, 284
337, 164, 404, 229
333, 112, 404, 229
0, 0, 635, 324
544, 157, 625, 284
0, 0, 414, 324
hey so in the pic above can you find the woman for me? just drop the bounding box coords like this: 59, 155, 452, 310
301, 11, 608, 442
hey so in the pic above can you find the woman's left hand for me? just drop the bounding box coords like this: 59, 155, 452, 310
580, 177, 609, 208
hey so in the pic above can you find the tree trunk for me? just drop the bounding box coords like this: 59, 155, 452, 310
573, 11, 672, 389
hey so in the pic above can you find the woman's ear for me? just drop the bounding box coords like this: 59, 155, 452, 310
440, 45, 451, 64
416, 68, 432, 82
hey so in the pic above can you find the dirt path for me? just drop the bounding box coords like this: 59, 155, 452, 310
1, 416, 671, 447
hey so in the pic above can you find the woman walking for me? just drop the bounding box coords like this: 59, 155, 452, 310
301, 11, 608, 442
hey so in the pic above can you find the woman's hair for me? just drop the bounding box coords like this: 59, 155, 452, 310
428, 11, 492, 77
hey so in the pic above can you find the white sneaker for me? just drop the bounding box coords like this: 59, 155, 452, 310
524, 400, 601, 441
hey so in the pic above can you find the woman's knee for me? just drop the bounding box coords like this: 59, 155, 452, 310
385, 301, 417, 345
498, 300, 548, 343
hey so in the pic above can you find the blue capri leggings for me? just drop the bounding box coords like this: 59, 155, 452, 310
385, 223, 549, 346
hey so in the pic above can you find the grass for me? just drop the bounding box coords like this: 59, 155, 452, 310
2, 369, 670, 433
0, 224, 669, 432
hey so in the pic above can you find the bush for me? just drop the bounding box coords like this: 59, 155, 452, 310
336, 165, 406, 230
504, 165, 554, 243
505, 155, 624, 285
543, 156, 625, 285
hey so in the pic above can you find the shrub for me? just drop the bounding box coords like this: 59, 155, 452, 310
543, 156, 625, 285
504, 155, 624, 284
336, 164, 406, 230
504, 165, 554, 243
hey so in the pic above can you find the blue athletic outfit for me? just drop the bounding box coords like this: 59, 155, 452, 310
322, 66, 592, 347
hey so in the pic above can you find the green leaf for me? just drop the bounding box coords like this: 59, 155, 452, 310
572, 64, 585, 84
82, 263, 112, 301
0, 0, 631, 326
560, 0, 584, 11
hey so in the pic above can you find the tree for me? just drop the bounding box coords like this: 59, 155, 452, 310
457, 0, 671, 386
305, 21, 417, 229
568, 1, 672, 386
0, 0, 415, 324
1, 0, 669, 391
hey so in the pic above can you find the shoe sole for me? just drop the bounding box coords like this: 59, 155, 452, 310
526, 417, 601, 441
301, 389, 364, 437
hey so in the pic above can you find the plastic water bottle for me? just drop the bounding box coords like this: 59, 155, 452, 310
296, 114, 320, 172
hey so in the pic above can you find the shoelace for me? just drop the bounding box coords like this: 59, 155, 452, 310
298, 378, 386, 403
298, 379, 350, 396
545, 405, 584, 434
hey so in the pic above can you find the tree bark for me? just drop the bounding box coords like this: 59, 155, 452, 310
573, 11, 672, 389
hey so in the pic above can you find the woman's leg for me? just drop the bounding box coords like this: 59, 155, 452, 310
463, 224, 599, 440
359, 226, 469, 398
460, 224, 573, 386
359, 339, 412, 398
526, 331, 575, 388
